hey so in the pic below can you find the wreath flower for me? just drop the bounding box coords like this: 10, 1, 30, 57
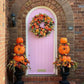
30, 13, 54, 37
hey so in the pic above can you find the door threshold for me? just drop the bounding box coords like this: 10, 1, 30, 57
25, 74, 57, 77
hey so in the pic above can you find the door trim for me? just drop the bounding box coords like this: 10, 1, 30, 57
26, 6, 57, 75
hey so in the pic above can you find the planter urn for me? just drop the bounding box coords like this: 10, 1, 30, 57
14, 67, 24, 84
59, 67, 70, 84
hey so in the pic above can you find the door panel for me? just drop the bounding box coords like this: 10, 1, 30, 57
27, 8, 55, 74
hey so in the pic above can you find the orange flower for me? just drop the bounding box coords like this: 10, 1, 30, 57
44, 30, 47, 33
40, 27, 43, 30
40, 17, 43, 20
31, 26, 34, 29
40, 31, 43, 35
36, 29, 39, 33
68, 63, 71, 68
47, 16, 51, 19
38, 21, 40, 23
57, 64, 61, 66
48, 28, 51, 31
34, 23, 37, 26
40, 14, 44, 17
43, 33, 46, 36
31, 20, 33, 23
34, 18, 38, 21
47, 20, 50, 23
45, 18, 47, 21
35, 25, 39, 28
45, 26, 49, 30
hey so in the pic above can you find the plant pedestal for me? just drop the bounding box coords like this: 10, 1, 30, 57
14, 67, 24, 84
59, 67, 70, 84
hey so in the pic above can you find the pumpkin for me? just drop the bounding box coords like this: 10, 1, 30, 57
60, 38, 67, 44
62, 56, 71, 62
16, 37, 23, 43
13, 56, 24, 62
58, 45, 70, 55
14, 45, 25, 54
62, 56, 67, 62
66, 56, 71, 62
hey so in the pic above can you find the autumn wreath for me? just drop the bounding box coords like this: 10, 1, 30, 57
30, 13, 54, 37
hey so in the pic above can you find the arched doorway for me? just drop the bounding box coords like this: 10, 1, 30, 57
26, 6, 57, 75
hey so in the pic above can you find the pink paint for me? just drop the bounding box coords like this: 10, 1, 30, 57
40, 22, 45, 28
27, 8, 55, 74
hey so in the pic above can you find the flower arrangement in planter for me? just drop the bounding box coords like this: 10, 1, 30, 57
7, 37, 30, 84
30, 13, 54, 37
7, 37, 30, 72
53, 37, 78, 84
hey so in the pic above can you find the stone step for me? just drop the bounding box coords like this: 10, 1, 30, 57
24, 81, 76, 84
24, 81, 59, 84
22, 76, 62, 82
23, 76, 76, 84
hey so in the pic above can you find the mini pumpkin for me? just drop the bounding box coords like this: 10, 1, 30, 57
60, 37, 68, 44
16, 37, 23, 43
58, 45, 70, 55
14, 45, 25, 54
13, 55, 24, 62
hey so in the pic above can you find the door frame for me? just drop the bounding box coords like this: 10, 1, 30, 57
26, 6, 57, 75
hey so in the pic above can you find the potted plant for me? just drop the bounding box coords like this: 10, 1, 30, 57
7, 37, 30, 84
53, 38, 78, 84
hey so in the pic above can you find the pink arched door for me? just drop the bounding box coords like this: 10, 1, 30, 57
26, 7, 57, 74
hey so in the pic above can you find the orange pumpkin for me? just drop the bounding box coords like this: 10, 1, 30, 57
16, 37, 23, 43
66, 56, 71, 62
13, 56, 24, 62
14, 45, 25, 54
59, 45, 70, 55
60, 38, 67, 44
62, 56, 67, 62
